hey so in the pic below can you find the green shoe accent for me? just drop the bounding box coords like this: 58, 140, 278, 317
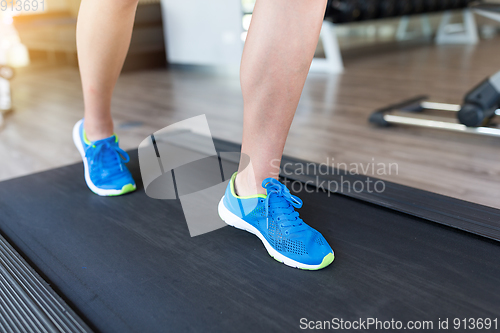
229, 172, 267, 200
82, 128, 92, 145
107, 184, 136, 197
82, 128, 119, 146
301, 253, 335, 271
268, 252, 334, 270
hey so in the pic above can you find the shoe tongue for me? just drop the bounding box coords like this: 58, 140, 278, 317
92, 135, 116, 146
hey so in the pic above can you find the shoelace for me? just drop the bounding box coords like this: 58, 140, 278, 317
85, 139, 130, 173
263, 178, 309, 234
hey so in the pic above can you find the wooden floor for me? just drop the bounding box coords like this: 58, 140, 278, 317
1, 38, 499, 209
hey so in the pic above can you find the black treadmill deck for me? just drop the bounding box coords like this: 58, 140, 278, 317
0, 145, 499, 332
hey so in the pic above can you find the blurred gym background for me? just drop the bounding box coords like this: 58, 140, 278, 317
4, 0, 500, 69
0, 0, 499, 208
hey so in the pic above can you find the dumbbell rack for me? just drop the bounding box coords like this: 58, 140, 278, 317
312, 0, 481, 74
369, 95, 500, 137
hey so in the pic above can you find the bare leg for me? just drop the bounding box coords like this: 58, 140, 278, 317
236, 0, 328, 196
77, 0, 139, 141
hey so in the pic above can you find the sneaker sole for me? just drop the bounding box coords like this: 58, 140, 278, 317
218, 196, 334, 270
72, 120, 136, 197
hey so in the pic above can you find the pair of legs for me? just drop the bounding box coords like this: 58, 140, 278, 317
77, 0, 327, 196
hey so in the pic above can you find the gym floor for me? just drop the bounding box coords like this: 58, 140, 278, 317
1, 36, 499, 209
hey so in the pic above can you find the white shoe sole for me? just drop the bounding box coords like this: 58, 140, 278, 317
72, 119, 136, 196
218, 196, 334, 270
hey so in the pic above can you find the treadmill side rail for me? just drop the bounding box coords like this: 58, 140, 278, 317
369, 96, 500, 138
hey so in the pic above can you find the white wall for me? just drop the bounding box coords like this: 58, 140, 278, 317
161, 0, 244, 66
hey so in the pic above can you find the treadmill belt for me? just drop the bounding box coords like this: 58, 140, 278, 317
0, 147, 499, 332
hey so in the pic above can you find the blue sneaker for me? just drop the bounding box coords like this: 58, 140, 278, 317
72, 119, 136, 196
218, 173, 334, 270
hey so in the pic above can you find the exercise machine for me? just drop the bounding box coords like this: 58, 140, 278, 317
0, 65, 14, 111
0, 65, 13, 128
369, 70, 500, 137
0, 12, 29, 127
315, 0, 477, 73
0, 136, 499, 332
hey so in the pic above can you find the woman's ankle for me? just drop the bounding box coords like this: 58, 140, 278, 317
235, 171, 266, 197
84, 118, 114, 142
